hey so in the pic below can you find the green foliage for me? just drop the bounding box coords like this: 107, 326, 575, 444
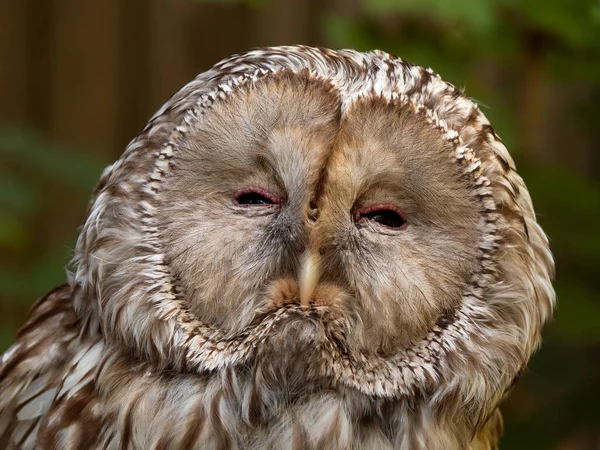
522, 162, 600, 345
364, 0, 498, 33
194, 0, 266, 6
0, 129, 107, 190
0, 128, 107, 350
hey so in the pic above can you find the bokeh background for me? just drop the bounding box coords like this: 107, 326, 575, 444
1, 0, 599, 448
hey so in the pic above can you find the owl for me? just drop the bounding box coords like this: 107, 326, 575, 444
0, 46, 554, 449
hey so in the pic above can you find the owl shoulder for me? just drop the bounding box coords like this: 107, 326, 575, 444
0, 284, 106, 449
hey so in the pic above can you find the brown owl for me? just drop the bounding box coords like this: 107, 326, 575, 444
0, 46, 555, 449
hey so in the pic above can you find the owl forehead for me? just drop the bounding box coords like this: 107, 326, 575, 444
155, 47, 487, 196
178, 68, 462, 183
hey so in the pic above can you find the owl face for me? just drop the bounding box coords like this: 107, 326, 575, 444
71, 46, 553, 409
157, 71, 481, 354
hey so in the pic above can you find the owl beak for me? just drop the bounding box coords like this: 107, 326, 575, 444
299, 250, 321, 307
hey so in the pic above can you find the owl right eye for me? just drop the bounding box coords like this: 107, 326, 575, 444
355, 204, 407, 231
234, 188, 281, 207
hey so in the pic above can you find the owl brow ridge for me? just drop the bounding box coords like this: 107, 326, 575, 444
138, 57, 502, 399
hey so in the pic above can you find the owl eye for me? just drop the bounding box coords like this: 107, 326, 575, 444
356, 205, 407, 230
234, 188, 280, 207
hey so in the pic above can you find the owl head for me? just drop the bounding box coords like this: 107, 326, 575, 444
70, 46, 554, 429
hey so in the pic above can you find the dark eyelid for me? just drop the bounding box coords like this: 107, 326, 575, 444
233, 187, 281, 206
355, 204, 405, 222
355, 203, 407, 230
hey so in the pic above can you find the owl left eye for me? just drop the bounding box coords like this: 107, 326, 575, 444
234, 188, 281, 207
356, 205, 407, 230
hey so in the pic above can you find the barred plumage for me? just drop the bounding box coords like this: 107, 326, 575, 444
0, 46, 554, 449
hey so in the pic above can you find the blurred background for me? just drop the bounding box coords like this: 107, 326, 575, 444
0, 0, 598, 448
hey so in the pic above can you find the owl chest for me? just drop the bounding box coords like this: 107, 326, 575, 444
18, 337, 469, 450
39, 365, 466, 450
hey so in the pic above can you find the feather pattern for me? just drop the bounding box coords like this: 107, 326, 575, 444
0, 46, 554, 449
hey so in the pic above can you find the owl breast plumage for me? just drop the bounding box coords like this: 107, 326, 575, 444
0, 46, 554, 449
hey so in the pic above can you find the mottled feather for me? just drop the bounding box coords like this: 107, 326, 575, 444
0, 46, 554, 449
